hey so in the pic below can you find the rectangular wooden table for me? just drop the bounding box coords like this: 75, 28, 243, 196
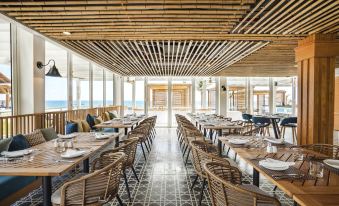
218, 136, 339, 206
95, 116, 146, 136
0, 132, 119, 206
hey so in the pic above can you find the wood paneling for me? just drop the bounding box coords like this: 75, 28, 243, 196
335, 77, 339, 130
295, 34, 339, 145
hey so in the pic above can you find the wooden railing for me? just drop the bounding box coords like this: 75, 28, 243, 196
0, 106, 121, 139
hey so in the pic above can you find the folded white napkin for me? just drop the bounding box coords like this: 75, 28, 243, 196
95, 133, 111, 139
259, 158, 295, 168
264, 138, 284, 144
1, 149, 32, 158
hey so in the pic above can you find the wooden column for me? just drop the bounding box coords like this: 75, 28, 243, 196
295, 34, 339, 145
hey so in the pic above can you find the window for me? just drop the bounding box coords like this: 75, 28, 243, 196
45, 41, 68, 111
92, 64, 103, 107
251, 77, 269, 114
274, 77, 293, 114
135, 78, 145, 114
227, 77, 246, 112
0, 20, 12, 116
72, 55, 89, 109
105, 71, 113, 106
124, 77, 133, 114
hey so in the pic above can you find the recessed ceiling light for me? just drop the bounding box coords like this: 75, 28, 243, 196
62, 31, 71, 35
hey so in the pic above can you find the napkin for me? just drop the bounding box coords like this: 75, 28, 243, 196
259, 158, 295, 168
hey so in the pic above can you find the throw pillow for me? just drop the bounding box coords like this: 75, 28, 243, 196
24, 130, 46, 146
94, 116, 103, 125
8, 134, 30, 151
81, 120, 91, 132
108, 112, 117, 120
86, 114, 96, 129
0, 137, 13, 152
66, 122, 78, 134
70, 120, 83, 132
40, 127, 59, 141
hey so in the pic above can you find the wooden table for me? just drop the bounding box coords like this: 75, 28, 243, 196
95, 116, 146, 136
293, 194, 339, 206
0, 132, 119, 206
201, 123, 243, 141
218, 136, 339, 206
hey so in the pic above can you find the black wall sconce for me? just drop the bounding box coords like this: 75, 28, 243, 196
37, 59, 62, 77
221, 85, 227, 91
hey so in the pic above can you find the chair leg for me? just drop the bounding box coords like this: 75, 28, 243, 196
140, 143, 147, 160
144, 141, 150, 153
199, 178, 207, 206
123, 170, 132, 202
131, 166, 140, 182
191, 175, 199, 191
183, 144, 188, 157
116, 194, 124, 206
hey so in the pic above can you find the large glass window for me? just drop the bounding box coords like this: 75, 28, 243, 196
105, 71, 113, 106
227, 77, 246, 112
172, 78, 192, 126
252, 77, 269, 114
274, 77, 293, 114
92, 64, 103, 107
0, 20, 12, 116
72, 55, 89, 109
124, 77, 133, 114
135, 78, 145, 114
148, 78, 168, 126
45, 41, 68, 111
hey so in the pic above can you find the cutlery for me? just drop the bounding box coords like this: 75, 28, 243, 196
272, 174, 304, 179
55, 159, 75, 163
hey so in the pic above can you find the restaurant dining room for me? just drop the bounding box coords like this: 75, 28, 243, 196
0, 1, 338, 206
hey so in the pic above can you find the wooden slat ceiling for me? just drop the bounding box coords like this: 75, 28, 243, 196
63, 40, 269, 76
0, 0, 338, 76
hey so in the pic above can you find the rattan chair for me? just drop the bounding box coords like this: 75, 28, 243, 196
204, 162, 281, 206
190, 140, 232, 206
51, 152, 126, 206
99, 137, 139, 201
291, 144, 339, 159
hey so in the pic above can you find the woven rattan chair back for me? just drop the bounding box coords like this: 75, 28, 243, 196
204, 162, 281, 206
190, 140, 229, 179
295, 144, 339, 159
59, 152, 125, 206
100, 137, 139, 169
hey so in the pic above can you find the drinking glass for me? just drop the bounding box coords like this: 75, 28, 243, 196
292, 148, 304, 161
55, 141, 66, 153
309, 161, 324, 178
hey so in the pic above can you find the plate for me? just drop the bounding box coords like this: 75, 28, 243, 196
323, 159, 339, 169
61, 150, 86, 159
1, 149, 33, 158
59, 133, 77, 139
229, 139, 249, 145
95, 133, 111, 140
263, 165, 289, 171
264, 138, 284, 144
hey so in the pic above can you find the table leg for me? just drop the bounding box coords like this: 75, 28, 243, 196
217, 129, 222, 137
271, 118, 280, 139
83, 158, 89, 173
42, 176, 52, 206
203, 128, 207, 137
218, 139, 222, 156
125, 128, 128, 135
209, 129, 213, 141
253, 168, 260, 186
115, 135, 120, 147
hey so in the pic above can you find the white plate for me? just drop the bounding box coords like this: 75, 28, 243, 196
59, 133, 77, 139
323, 159, 339, 169
229, 139, 249, 145
1, 149, 33, 158
262, 165, 289, 171
95, 133, 110, 140
61, 150, 86, 159
264, 138, 284, 144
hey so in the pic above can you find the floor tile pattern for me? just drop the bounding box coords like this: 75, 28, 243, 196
14, 128, 294, 206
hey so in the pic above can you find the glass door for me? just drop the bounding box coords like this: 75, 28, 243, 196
147, 78, 168, 127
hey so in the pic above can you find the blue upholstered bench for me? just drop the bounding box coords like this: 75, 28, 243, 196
0, 135, 42, 205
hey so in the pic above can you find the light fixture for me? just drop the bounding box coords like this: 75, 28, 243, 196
62, 31, 71, 35
37, 59, 62, 77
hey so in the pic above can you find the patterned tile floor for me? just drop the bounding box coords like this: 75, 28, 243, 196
14, 128, 294, 206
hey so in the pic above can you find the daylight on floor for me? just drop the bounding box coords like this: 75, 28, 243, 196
0, 1, 338, 206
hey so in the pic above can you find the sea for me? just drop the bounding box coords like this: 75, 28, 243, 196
45, 100, 145, 110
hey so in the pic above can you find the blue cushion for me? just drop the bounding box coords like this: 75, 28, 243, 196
66, 122, 78, 134
0, 176, 36, 201
8, 134, 30, 151
103, 128, 119, 133
86, 114, 96, 129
